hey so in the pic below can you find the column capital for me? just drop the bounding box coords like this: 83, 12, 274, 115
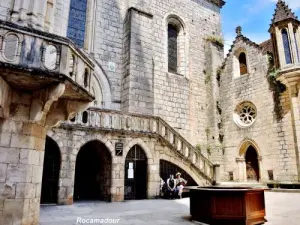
236, 157, 245, 163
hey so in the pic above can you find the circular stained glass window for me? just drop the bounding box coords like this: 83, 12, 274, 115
233, 101, 257, 128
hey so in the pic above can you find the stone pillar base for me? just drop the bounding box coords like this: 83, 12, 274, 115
0, 119, 46, 225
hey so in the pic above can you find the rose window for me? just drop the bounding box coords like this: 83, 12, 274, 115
234, 101, 257, 128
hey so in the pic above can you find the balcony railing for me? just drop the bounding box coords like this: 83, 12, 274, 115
0, 20, 94, 97
62, 108, 215, 182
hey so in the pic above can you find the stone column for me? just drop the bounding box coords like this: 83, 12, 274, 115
258, 156, 264, 182
213, 164, 221, 185
236, 157, 245, 182
288, 83, 300, 181
0, 74, 91, 224
58, 146, 76, 205
0, 120, 47, 225
275, 26, 286, 67
147, 160, 160, 199
288, 23, 298, 64
111, 157, 124, 202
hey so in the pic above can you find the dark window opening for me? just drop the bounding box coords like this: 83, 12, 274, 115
229, 172, 234, 181
268, 170, 274, 181
82, 111, 88, 124
67, 0, 87, 48
84, 69, 89, 87
282, 29, 292, 64
168, 24, 178, 73
239, 52, 248, 75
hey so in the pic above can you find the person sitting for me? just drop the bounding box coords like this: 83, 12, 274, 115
166, 174, 176, 199
175, 172, 187, 199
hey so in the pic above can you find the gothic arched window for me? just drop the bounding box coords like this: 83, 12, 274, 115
168, 24, 178, 73
239, 52, 248, 75
67, 0, 88, 48
282, 29, 292, 64
294, 29, 300, 62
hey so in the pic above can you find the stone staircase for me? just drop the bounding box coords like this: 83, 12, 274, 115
61, 108, 218, 184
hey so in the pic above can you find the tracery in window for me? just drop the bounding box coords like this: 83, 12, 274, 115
233, 101, 257, 128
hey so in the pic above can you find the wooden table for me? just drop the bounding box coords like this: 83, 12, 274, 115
185, 186, 268, 225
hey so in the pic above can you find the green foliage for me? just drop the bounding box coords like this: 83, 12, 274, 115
267, 53, 286, 121
206, 145, 211, 156
205, 72, 211, 84
195, 144, 202, 153
206, 35, 224, 47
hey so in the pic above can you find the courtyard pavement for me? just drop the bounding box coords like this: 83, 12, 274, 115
39, 192, 300, 225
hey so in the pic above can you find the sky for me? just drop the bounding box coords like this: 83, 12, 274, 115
221, 0, 300, 55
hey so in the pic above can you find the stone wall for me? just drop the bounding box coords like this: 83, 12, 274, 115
47, 126, 208, 204
47, 0, 222, 144
0, 0, 10, 21
219, 37, 298, 183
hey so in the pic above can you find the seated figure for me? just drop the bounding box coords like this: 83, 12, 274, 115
175, 172, 187, 199
166, 174, 177, 199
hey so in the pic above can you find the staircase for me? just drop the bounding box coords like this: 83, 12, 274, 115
61, 108, 218, 184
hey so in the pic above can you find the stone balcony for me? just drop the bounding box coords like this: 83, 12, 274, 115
0, 20, 95, 126
0, 19, 94, 103
61, 108, 217, 183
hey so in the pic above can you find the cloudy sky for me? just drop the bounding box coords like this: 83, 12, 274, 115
222, 0, 300, 55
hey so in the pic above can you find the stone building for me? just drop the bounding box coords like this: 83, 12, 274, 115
0, 0, 300, 224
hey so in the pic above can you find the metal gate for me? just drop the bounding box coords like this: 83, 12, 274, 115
124, 145, 147, 200
41, 137, 61, 204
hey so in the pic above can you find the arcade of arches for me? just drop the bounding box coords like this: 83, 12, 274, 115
40, 135, 204, 205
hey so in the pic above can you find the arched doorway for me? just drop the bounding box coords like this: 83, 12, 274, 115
245, 146, 260, 182
41, 137, 61, 204
160, 160, 198, 186
124, 145, 147, 200
74, 140, 112, 201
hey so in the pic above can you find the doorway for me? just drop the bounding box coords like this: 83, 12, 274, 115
124, 145, 147, 200
74, 140, 112, 201
245, 145, 260, 181
41, 137, 61, 204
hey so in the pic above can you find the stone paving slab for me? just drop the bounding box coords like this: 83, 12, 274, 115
40, 192, 300, 225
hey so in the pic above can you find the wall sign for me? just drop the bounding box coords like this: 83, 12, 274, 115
108, 62, 116, 72
115, 142, 123, 156
128, 162, 134, 178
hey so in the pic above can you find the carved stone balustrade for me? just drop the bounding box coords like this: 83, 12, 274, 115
0, 20, 94, 106
62, 108, 216, 183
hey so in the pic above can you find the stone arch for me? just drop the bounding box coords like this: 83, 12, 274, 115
123, 138, 154, 163
41, 136, 62, 204
165, 14, 187, 33
46, 131, 64, 152
74, 139, 113, 201
74, 135, 114, 158
85, 61, 112, 109
160, 154, 206, 186
238, 139, 261, 157
233, 47, 251, 78
237, 139, 262, 182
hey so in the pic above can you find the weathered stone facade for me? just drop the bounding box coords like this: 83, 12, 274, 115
2, 0, 300, 224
